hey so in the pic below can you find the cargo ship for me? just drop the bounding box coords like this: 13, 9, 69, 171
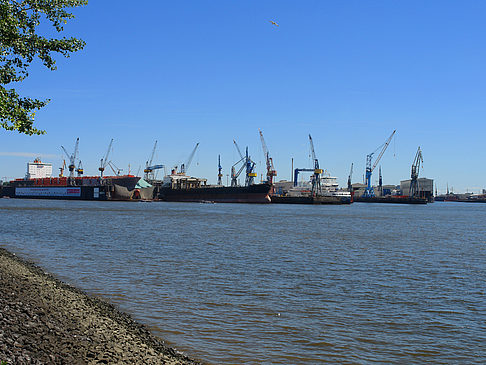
155, 171, 272, 203
1, 159, 152, 201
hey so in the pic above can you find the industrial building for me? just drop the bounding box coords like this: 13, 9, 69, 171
400, 178, 434, 201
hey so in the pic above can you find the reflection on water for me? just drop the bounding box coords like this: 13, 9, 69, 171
1, 199, 485, 364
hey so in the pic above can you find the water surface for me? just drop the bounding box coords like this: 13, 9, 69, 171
1, 199, 485, 363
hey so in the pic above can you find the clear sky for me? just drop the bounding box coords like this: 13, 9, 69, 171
1, 1, 485, 193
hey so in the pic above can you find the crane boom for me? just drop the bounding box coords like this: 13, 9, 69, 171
259, 129, 276, 185
233, 140, 244, 160
148, 140, 157, 167
347, 163, 353, 192
61, 146, 71, 161
181, 142, 199, 174
364, 130, 396, 198
144, 140, 158, 180
371, 130, 396, 172
72, 138, 79, 164
99, 139, 113, 177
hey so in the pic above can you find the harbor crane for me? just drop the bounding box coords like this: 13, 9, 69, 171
217, 155, 223, 185
61, 137, 79, 179
145, 164, 165, 180
409, 146, 423, 198
180, 143, 199, 174
59, 160, 66, 178
378, 166, 383, 196
231, 140, 256, 186
293, 168, 314, 186
108, 161, 122, 176
144, 140, 157, 180
308, 134, 323, 196
363, 130, 396, 198
347, 163, 353, 192
99, 139, 113, 178
258, 129, 277, 185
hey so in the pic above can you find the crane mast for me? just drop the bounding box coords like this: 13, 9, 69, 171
244, 147, 257, 186
308, 134, 323, 196
217, 155, 223, 185
258, 129, 276, 185
364, 130, 396, 198
409, 146, 423, 198
99, 139, 113, 178
347, 163, 353, 192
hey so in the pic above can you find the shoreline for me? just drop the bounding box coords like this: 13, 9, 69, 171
0, 247, 202, 364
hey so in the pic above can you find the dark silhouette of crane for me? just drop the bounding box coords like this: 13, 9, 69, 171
347, 163, 353, 192
99, 139, 113, 178
217, 155, 223, 186
308, 134, 323, 196
259, 129, 276, 185
409, 146, 423, 198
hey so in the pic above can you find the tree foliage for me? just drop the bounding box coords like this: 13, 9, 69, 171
0, 0, 87, 135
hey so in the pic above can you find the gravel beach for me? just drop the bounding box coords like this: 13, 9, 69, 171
0, 248, 202, 364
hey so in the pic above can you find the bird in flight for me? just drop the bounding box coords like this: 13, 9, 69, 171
269, 20, 279, 27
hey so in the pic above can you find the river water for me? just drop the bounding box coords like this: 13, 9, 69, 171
1, 199, 485, 364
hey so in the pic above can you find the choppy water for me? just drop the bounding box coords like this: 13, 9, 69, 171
1, 199, 485, 364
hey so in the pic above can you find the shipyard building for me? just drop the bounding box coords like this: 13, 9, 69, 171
400, 178, 434, 200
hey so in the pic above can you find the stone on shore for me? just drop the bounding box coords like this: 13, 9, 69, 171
0, 248, 202, 364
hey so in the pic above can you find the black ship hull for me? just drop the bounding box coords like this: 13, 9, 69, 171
354, 196, 427, 204
158, 183, 272, 203
271, 195, 352, 205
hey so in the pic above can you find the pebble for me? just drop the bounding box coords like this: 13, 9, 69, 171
0, 248, 202, 365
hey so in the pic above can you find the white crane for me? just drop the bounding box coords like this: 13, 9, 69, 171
61, 137, 79, 179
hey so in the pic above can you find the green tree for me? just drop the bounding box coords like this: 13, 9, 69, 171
0, 0, 87, 135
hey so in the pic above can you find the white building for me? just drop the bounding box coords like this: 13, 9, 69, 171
26, 158, 53, 179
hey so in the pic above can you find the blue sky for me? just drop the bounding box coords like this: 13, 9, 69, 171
1, 1, 485, 193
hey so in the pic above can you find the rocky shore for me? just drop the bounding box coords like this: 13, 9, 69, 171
0, 248, 202, 364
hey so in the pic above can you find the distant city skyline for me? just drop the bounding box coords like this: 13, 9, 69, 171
1, 1, 485, 194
